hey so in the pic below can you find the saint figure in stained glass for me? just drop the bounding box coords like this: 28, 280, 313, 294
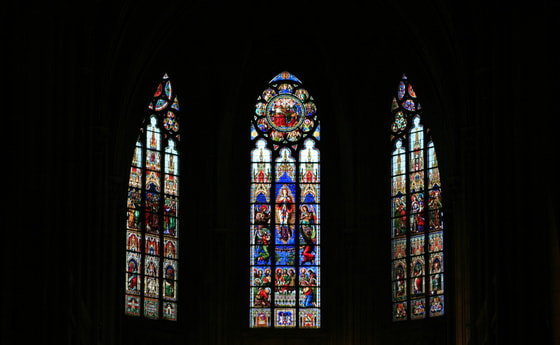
250, 72, 321, 328
390, 74, 445, 321
125, 73, 180, 321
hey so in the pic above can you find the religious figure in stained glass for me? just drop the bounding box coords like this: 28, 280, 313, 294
250, 72, 321, 328
124, 73, 180, 321
390, 74, 445, 321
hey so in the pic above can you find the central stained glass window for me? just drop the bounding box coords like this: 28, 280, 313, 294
249, 71, 321, 328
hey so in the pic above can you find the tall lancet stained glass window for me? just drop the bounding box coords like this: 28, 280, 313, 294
250, 71, 321, 328
390, 75, 444, 321
125, 73, 180, 321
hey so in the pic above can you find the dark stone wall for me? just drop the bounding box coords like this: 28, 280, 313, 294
3, 1, 556, 344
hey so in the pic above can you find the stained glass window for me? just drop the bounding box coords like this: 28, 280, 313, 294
250, 71, 321, 328
125, 73, 180, 321
390, 74, 444, 321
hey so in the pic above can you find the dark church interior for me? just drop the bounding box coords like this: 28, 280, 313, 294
3, 1, 558, 344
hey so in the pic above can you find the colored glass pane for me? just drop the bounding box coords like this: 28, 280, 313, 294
124, 73, 180, 320
250, 72, 320, 328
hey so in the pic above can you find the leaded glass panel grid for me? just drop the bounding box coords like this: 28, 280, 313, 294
125, 73, 180, 321
390, 74, 444, 321
250, 71, 321, 328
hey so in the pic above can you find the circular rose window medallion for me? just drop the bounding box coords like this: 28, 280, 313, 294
265, 94, 305, 132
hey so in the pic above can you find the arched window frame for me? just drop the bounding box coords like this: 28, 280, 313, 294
124, 73, 180, 321
390, 74, 445, 321
249, 71, 321, 328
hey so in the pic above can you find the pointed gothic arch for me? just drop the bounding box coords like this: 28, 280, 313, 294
125, 73, 180, 321
249, 71, 321, 328
390, 74, 445, 321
